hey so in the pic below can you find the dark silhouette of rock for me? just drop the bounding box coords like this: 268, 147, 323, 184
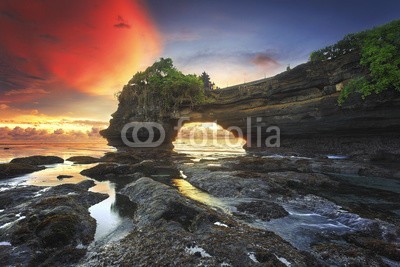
11, 156, 64, 165
0, 163, 45, 179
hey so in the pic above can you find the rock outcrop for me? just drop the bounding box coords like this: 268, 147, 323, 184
0, 180, 107, 266
10, 156, 64, 165
101, 52, 400, 155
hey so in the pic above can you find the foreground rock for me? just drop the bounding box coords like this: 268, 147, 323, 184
10, 155, 64, 165
0, 180, 107, 266
80, 160, 180, 182
236, 201, 289, 221
0, 163, 45, 180
177, 156, 400, 266
82, 177, 317, 266
228, 155, 400, 180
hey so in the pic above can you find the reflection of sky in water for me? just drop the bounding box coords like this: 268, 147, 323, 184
0, 143, 131, 242
173, 123, 246, 161
88, 181, 125, 241
23, 161, 95, 187
172, 178, 230, 213
0, 142, 115, 163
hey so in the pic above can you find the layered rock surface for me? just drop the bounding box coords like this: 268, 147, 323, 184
101, 52, 400, 155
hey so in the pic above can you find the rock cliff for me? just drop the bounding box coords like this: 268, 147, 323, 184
101, 52, 400, 155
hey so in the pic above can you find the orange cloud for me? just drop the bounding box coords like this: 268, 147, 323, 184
0, 104, 9, 110
5, 88, 49, 96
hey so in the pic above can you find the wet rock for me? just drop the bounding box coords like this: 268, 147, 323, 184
120, 177, 201, 227
87, 224, 316, 267
371, 150, 400, 163
75, 179, 96, 190
236, 201, 289, 221
0, 181, 107, 266
344, 233, 400, 261
80, 163, 122, 180
10, 156, 64, 165
82, 177, 316, 266
0, 186, 42, 208
66, 156, 100, 164
183, 168, 271, 198
57, 175, 73, 180
0, 163, 45, 179
265, 171, 338, 190
80, 161, 180, 182
228, 155, 399, 179
100, 151, 142, 164
311, 242, 386, 266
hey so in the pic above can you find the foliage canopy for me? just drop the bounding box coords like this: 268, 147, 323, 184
118, 58, 205, 119
310, 19, 400, 105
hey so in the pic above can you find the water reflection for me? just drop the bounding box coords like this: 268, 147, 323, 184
23, 161, 96, 187
21, 162, 134, 242
88, 182, 134, 241
173, 122, 246, 160
0, 141, 134, 243
0, 142, 115, 163
172, 178, 230, 213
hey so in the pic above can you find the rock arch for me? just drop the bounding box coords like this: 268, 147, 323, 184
101, 52, 400, 155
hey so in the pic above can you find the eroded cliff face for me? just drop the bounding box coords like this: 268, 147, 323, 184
101, 52, 400, 155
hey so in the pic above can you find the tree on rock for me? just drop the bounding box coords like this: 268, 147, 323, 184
117, 58, 205, 120
201, 71, 212, 90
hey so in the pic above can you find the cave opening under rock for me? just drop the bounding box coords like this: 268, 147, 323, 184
173, 122, 246, 157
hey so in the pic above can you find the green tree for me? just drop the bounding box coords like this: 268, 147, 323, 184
200, 71, 212, 90
119, 58, 205, 119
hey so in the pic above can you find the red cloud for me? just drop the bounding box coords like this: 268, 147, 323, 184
0, 0, 161, 100
251, 53, 279, 67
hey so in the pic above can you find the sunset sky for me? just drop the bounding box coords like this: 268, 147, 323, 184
0, 0, 399, 142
